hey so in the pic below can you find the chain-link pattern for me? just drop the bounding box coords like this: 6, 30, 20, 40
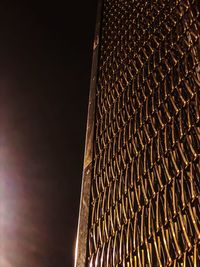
87, 0, 200, 266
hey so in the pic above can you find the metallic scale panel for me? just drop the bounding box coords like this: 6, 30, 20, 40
76, 0, 200, 266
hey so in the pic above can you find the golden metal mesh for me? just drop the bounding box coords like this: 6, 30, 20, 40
87, 0, 200, 265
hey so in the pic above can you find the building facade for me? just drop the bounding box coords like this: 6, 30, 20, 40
76, 0, 200, 266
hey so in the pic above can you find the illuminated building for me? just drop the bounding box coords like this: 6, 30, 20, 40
76, 0, 200, 266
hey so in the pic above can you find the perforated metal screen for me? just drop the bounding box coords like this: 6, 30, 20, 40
78, 0, 200, 266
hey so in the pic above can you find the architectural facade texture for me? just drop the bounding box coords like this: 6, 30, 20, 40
76, 0, 200, 266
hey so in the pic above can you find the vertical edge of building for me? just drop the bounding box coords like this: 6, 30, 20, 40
74, 1, 103, 266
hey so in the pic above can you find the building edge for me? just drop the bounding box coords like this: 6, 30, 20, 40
74, 1, 103, 266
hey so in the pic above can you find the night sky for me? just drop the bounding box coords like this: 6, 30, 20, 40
0, 1, 97, 267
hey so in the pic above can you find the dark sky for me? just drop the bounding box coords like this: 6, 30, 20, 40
0, 1, 97, 267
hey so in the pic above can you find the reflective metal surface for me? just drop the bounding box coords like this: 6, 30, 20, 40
79, 0, 200, 266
